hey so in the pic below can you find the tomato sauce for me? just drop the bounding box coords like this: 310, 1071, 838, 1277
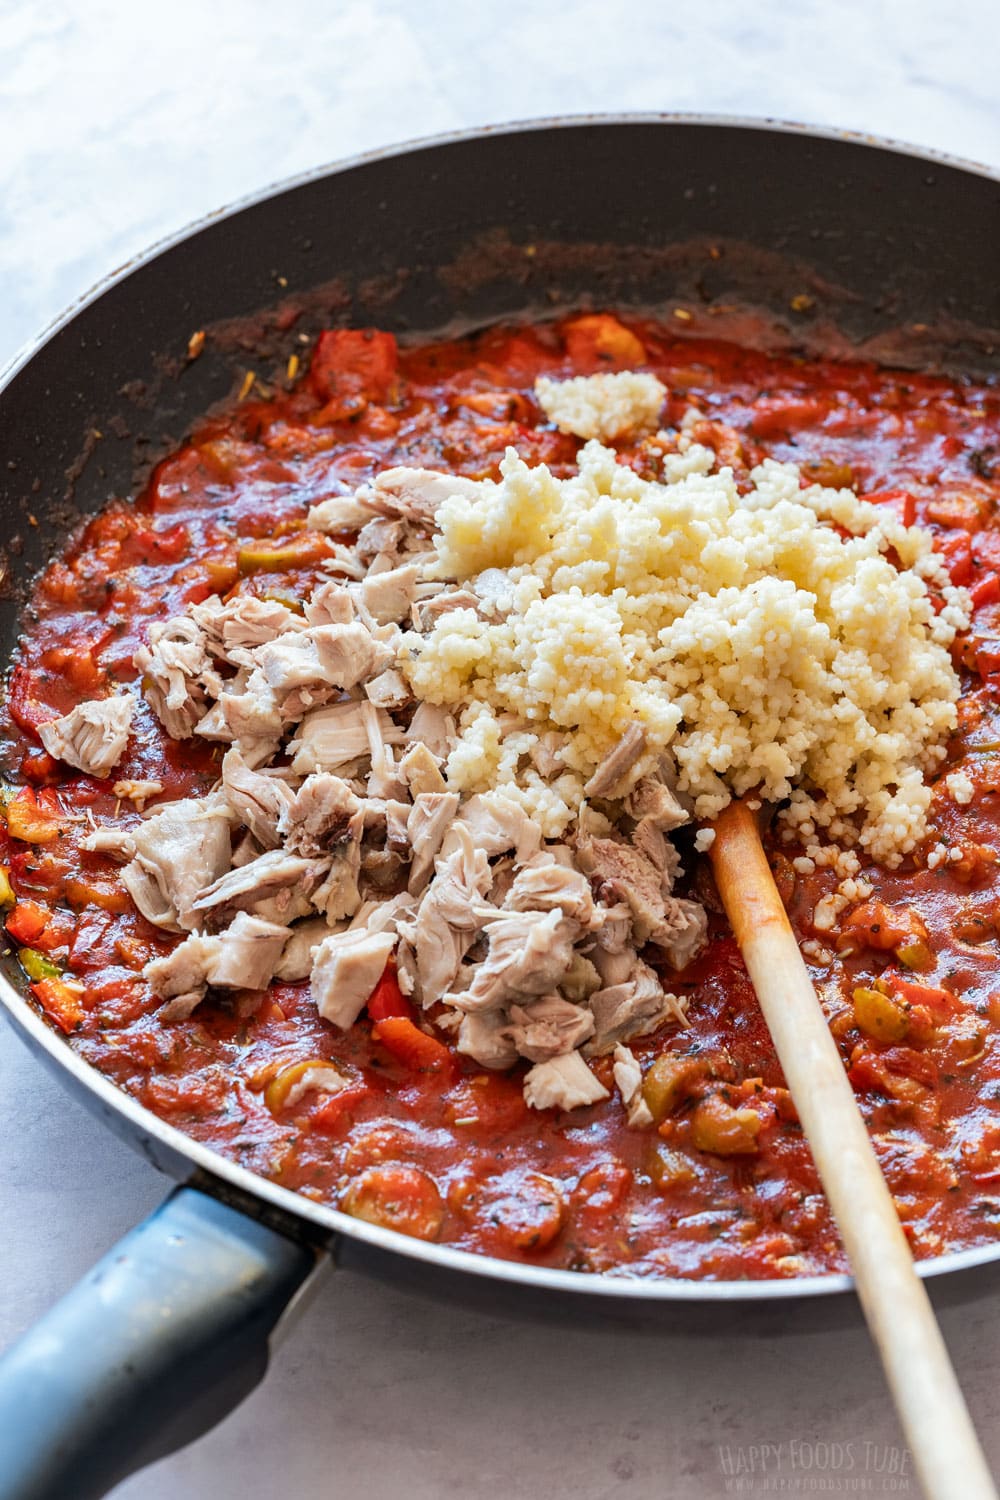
4, 312, 1000, 1278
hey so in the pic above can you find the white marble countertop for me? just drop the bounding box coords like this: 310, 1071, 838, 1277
3, 2, 1000, 1496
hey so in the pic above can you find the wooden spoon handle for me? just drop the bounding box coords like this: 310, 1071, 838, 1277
709, 800, 996, 1500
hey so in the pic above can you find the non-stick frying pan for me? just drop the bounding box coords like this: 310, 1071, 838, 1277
1, 117, 999, 1500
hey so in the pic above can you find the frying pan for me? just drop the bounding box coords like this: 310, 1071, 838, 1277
1, 116, 1000, 1500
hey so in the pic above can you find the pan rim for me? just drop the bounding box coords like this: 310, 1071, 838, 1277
3, 109, 999, 389
3, 111, 999, 1303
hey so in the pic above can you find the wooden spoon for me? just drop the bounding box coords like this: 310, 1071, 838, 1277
709, 799, 996, 1500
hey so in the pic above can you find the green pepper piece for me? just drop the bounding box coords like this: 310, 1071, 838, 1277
18, 947, 62, 981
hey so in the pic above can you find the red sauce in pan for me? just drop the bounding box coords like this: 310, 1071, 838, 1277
5, 312, 1000, 1278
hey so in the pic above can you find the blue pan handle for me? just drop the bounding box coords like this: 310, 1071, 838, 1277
0, 1184, 326, 1500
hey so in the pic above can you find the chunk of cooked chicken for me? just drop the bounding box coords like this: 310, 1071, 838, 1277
362, 563, 419, 625
456, 909, 579, 1012
144, 932, 219, 1001
274, 916, 340, 982
585, 960, 684, 1055
80, 825, 136, 861
221, 747, 295, 849
362, 466, 480, 526
411, 588, 482, 632
612, 1044, 654, 1128
191, 594, 308, 657
39, 693, 134, 779
408, 825, 492, 1004
134, 619, 211, 738
277, 773, 361, 856
144, 911, 289, 1003
626, 775, 689, 832
440, 792, 541, 864
583, 723, 647, 799
290, 701, 404, 774
651, 897, 709, 971
192, 849, 328, 919
457, 1010, 520, 1070
364, 669, 412, 710
207, 911, 292, 989
631, 818, 681, 889
256, 623, 391, 695
407, 792, 460, 894
505, 994, 595, 1062
523, 1051, 610, 1112
197, 668, 283, 767
405, 701, 457, 761
576, 833, 675, 946
310, 840, 363, 921
310, 926, 396, 1027
503, 856, 596, 926
121, 796, 233, 932
355, 516, 409, 565
307, 491, 380, 533
398, 741, 447, 797
303, 579, 355, 627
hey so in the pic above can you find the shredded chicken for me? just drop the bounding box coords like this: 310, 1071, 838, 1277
407, 825, 492, 1004
523, 1051, 610, 1112
221, 748, 295, 848
613, 1043, 654, 1128
275, 917, 339, 982
626, 774, 689, 832
583, 723, 647, 799
405, 701, 456, 760
191, 594, 307, 656
66, 455, 711, 1115
277, 774, 361, 856
398, 742, 447, 797
407, 792, 460, 893
39, 694, 134, 779
505, 994, 595, 1062
503, 856, 596, 925
121, 796, 232, 932
456, 909, 579, 1012
576, 833, 687, 947
653, 898, 709, 970
362, 465, 481, 525
192, 849, 328, 919
144, 911, 289, 1007
311, 927, 396, 1027
440, 792, 541, 864
289, 701, 403, 774
362, 563, 419, 625
585, 961, 686, 1055
134, 619, 211, 739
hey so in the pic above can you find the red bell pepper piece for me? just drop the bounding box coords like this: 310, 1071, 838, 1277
367, 959, 414, 1021
309, 329, 398, 406
970, 574, 1000, 610
6, 900, 50, 945
311, 1085, 373, 1134
31, 977, 85, 1034
864, 488, 917, 527
372, 1017, 455, 1075
934, 530, 973, 586
883, 973, 958, 1017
